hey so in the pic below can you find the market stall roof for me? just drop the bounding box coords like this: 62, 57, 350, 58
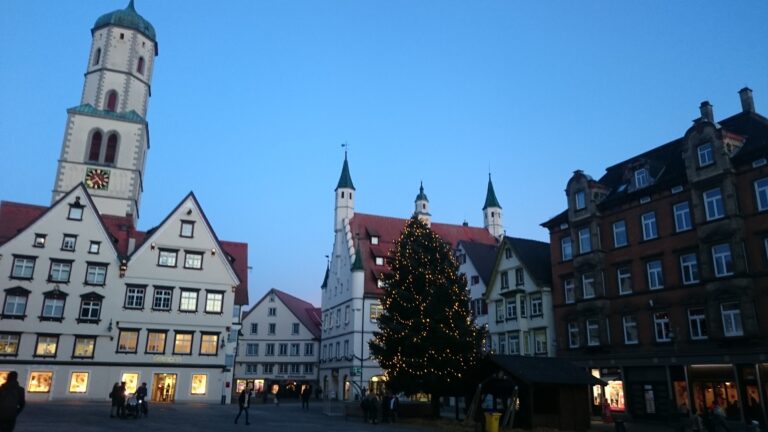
487, 355, 605, 386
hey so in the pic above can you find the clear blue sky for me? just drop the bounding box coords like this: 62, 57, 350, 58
1, 1, 766, 307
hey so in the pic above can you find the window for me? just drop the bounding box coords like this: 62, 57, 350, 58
495, 301, 505, 322
680, 253, 699, 285
93, 47, 101, 66
370, 236, 379, 245
688, 308, 708, 340
586, 319, 600, 346
613, 220, 628, 247
87, 131, 102, 162
268, 323, 276, 335
200, 333, 218, 355
304, 343, 314, 356
508, 333, 520, 354
582, 274, 595, 299
653, 312, 671, 342
564, 278, 575, 304
515, 268, 524, 286
290, 364, 301, 374
137, 56, 145, 75
561, 237, 573, 261
292, 323, 300, 335
105, 90, 118, 112
88, 241, 101, 254
73, 337, 96, 359
191, 374, 207, 395
35, 335, 59, 357
205, 291, 223, 313
703, 188, 725, 221
2, 288, 29, 318
641, 212, 658, 240
152, 287, 173, 311
370, 304, 383, 321
533, 329, 547, 354
519, 295, 527, 317
268, 307, 276, 316
290, 343, 300, 356
375, 257, 384, 266
343, 340, 349, 357
697, 143, 714, 167
506, 299, 517, 320
265, 343, 275, 356
78, 293, 102, 322
647, 260, 664, 290
263, 364, 274, 374
334, 310, 340, 326
617, 266, 632, 295
500, 271, 509, 290
117, 330, 139, 353
34, 234, 46, 248
575, 190, 586, 210
756, 178, 768, 212
28, 371, 53, 393
146, 331, 166, 354
180, 221, 195, 237
673, 202, 692, 232
179, 290, 198, 312
48, 260, 72, 283
530, 295, 543, 316
712, 244, 734, 277
721, 303, 743, 337
68, 204, 84, 221
568, 322, 580, 348
184, 252, 203, 269
158, 249, 178, 267
246, 343, 259, 356
623, 316, 639, 344
61, 234, 77, 251
41, 292, 66, 320
279, 364, 289, 374
470, 275, 480, 285
85, 263, 107, 285
250, 323, 258, 335
505, 247, 512, 259
173, 332, 193, 355
0, 333, 20, 355
11, 256, 35, 279
578, 228, 591, 254
635, 168, 650, 188
125, 286, 145, 309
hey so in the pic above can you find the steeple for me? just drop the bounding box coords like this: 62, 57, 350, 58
334, 151, 355, 232
414, 181, 431, 226
483, 174, 503, 238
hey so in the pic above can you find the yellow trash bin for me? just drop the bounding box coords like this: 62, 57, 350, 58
484, 412, 502, 432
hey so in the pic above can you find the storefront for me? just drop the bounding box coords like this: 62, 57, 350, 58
590, 368, 625, 416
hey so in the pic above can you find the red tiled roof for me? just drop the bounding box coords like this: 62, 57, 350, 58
221, 240, 249, 306
273, 289, 321, 338
348, 213, 498, 296
0, 201, 47, 245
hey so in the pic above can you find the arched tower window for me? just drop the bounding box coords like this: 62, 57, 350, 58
105, 91, 118, 112
105, 134, 118, 165
88, 131, 103, 162
93, 48, 101, 66
137, 57, 145, 75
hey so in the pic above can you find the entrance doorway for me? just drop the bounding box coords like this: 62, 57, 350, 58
152, 373, 177, 403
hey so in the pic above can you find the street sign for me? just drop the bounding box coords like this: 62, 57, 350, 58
351, 367, 362, 376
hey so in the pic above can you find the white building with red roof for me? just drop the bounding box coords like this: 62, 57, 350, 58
0, 1, 248, 404
320, 154, 502, 400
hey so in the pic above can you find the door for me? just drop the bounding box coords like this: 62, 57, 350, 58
152, 373, 177, 403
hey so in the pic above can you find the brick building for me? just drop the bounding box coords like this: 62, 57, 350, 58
542, 88, 768, 425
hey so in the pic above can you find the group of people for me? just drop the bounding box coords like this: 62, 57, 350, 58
360, 390, 399, 424
109, 381, 148, 419
0, 372, 25, 432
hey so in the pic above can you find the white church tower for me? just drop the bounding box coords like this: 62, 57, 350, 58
483, 174, 503, 238
414, 182, 431, 226
52, 0, 157, 223
334, 151, 355, 232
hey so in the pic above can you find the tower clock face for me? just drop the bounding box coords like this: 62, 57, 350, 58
85, 168, 110, 190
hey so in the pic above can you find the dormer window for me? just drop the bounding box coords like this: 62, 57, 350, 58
575, 190, 586, 210
34, 234, 47, 248
68, 201, 84, 221
697, 143, 714, 167
634, 168, 650, 188
370, 236, 379, 245
375, 257, 384, 266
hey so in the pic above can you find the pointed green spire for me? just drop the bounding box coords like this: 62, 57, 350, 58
483, 173, 502, 210
415, 181, 429, 202
335, 151, 355, 191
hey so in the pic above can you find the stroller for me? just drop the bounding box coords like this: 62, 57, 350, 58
125, 393, 143, 419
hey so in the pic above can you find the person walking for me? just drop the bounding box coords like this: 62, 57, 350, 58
234, 385, 252, 425
136, 382, 148, 417
116, 382, 127, 418
0, 371, 25, 432
367, 391, 380, 424
388, 392, 399, 423
109, 382, 121, 418
301, 386, 311, 411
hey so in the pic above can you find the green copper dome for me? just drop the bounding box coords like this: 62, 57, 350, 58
93, 0, 156, 42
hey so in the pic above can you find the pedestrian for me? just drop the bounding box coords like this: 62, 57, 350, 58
109, 382, 121, 418
367, 391, 380, 424
710, 398, 730, 432
136, 382, 148, 417
360, 392, 370, 423
388, 392, 399, 423
234, 385, 252, 425
273, 388, 280, 406
116, 381, 127, 418
381, 393, 391, 423
0, 371, 25, 432
690, 409, 705, 432
301, 386, 311, 411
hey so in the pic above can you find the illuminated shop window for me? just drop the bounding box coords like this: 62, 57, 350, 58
69, 372, 89, 393
191, 374, 207, 395
28, 371, 53, 393
122, 372, 138, 394
0, 372, 8, 386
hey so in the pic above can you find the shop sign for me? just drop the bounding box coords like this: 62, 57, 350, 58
153, 355, 182, 364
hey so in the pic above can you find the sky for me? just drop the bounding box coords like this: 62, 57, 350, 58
1, 1, 766, 308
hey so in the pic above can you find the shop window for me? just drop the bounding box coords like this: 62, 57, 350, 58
69, 372, 89, 393
121, 373, 138, 395
28, 371, 53, 393
191, 374, 207, 395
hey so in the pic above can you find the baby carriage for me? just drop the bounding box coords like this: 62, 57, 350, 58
125, 393, 142, 418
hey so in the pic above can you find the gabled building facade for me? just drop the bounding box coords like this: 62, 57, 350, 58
320, 154, 500, 400
542, 89, 768, 425
485, 236, 553, 357
0, 1, 249, 403
456, 240, 497, 330
235, 288, 321, 401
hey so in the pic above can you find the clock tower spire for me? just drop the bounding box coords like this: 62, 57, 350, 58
51, 1, 158, 224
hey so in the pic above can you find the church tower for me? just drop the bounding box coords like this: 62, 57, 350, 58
414, 182, 431, 226
483, 174, 503, 237
335, 152, 355, 232
52, 0, 158, 224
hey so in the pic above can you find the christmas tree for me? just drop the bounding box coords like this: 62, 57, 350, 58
370, 216, 485, 417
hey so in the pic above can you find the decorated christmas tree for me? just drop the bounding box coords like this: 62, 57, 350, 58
370, 216, 485, 417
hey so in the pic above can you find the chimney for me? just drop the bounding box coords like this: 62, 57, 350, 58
739, 87, 755, 113
699, 101, 714, 123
